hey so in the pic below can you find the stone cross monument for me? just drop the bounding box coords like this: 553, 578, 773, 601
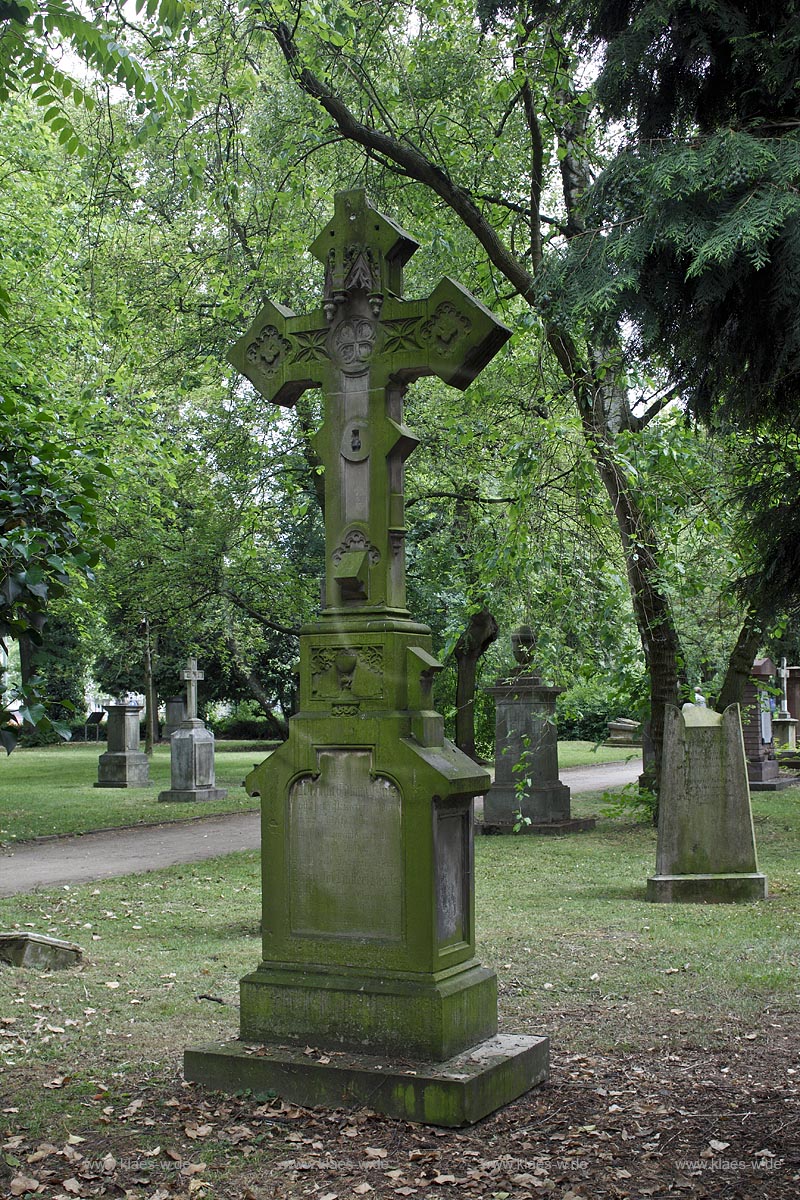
185, 190, 548, 1125
181, 657, 203, 720
158, 657, 226, 804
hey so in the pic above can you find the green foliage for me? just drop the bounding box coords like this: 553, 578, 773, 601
0, 1, 188, 153
599, 779, 658, 824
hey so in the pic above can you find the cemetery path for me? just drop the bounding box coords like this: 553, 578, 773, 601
0, 758, 642, 897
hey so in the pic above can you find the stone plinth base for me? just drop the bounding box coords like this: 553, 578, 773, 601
484, 782, 571, 828
95, 751, 150, 788
749, 775, 798, 791
239, 961, 497, 1062
482, 817, 596, 836
158, 787, 228, 803
0, 932, 83, 970
647, 873, 768, 903
747, 758, 779, 783
184, 1032, 549, 1127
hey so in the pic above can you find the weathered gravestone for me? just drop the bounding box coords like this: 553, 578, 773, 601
158, 658, 227, 803
647, 703, 768, 902
95, 703, 150, 788
162, 695, 187, 742
184, 190, 549, 1126
483, 625, 593, 834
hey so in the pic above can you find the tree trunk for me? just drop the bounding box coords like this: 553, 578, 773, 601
142, 620, 158, 756
717, 613, 764, 711
224, 635, 289, 739
18, 633, 35, 689
586, 434, 681, 794
454, 608, 499, 761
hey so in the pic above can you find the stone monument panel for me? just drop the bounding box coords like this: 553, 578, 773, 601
435, 808, 470, 949
288, 751, 403, 941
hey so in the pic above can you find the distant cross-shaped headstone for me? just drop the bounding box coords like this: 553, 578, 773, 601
778, 656, 791, 718
181, 657, 204, 720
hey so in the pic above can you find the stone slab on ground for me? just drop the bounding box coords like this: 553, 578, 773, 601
184, 1032, 549, 1127
0, 931, 83, 969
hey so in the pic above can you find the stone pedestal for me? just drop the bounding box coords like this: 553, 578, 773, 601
741, 657, 793, 790
163, 695, 187, 742
158, 718, 227, 803
95, 704, 149, 788
773, 715, 798, 751
647, 704, 767, 903
483, 644, 591, 835
184, 190, 547, 1125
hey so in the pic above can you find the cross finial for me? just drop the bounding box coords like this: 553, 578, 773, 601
181, 656, 204, 721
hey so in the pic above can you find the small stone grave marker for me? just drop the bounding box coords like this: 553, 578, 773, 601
0, 932, 83, 970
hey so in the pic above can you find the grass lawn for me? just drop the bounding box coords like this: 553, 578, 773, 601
0, 741, 635, 845
0, 789, 797, 1198
0, 743, 265, 844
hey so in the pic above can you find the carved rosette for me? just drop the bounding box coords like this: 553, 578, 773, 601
330, 317, 377, 371
421, 302, 472, 354
246, 325, 291, 377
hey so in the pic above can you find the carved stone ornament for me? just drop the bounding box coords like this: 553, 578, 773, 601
332, 528, 381, 566
421, 302, 472, 355
246, 325, 291, 376
331, 317, 377, 370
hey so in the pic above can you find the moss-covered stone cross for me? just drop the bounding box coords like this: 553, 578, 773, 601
229, 189, 510, 616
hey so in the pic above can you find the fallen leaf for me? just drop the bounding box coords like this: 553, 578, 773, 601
3, 1137, 25, 1150
62, 1180, 82, 1196
104, 981, 120, 989
66, 1134, 85, 1146
102, 1153, 117, 1171
354, 1185, 373, 1195
26, 1142, 58, 1163
185, 1123, 213, 1139
709, 1140, 730, 1152
43, 1075, 67, 1089
10, 1175, 39, 1196
123, 1098, 144, 1116
433, 1175, 457, 1184
182, 1163, 208, 1176
366, 1147, 388, 1159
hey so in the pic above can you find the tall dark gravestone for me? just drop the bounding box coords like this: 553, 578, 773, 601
185, 191, 549, 1125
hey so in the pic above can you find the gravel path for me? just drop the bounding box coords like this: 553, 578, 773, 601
0, 758, 641, 897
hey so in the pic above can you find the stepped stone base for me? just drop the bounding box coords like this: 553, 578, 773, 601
647, 873, 768, 903
748, 776, 799, 792
158, 788, 228, 803
184, 1032, 549, 1127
